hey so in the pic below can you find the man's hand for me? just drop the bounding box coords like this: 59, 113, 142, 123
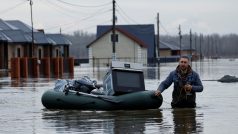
184, 84, 192, 92
154, 90, 161, 96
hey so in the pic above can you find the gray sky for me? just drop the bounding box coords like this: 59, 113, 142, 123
0, 0, 237, 35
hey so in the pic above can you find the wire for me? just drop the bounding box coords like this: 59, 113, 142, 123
43, 0, 79, 18
44, 8, 111, 32
117, 2, 176, 36
115, 3, 138, 24
63, 19, 111, 34
0, 0, 28, 15
115, 2, 155, 34
61, 10, 111, 32
159, 21, 171, 35
44, 0, 88, 15
56, 0, 111, 8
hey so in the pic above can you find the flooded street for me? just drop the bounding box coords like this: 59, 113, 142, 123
0, 59, 238, 134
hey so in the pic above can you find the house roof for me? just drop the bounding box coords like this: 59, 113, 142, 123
27, 32, 52, 45
0, 30, 53, 44
0, 19, 18, 30
87, 24, 155, 58
182, 45, 196, 51
0, 31, 11, 41
5, 20, 37, 33
0, 30, 31, 43
159, 41, 180, 50
159, 41, 195, 51
46, 34, 72, 45
2, 20, 70, 45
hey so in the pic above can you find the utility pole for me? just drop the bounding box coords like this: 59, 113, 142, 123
211, 36, 214, 58
207, 36, 210, 59
178, 25, 182, 56
29, 0, 34, 57
156, 13, 160, 80
156, 13, 160, 61
194, 33, 197, 58
189, 29, 192, 62
199, 34, 203, 60
112, 0, 116, 60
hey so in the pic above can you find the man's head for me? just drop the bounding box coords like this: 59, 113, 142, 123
178, 56, 190, 70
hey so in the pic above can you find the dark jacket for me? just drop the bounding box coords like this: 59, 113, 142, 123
158, 68, 203, 108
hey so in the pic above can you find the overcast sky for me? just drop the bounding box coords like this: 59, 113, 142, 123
0, 0, 237, 35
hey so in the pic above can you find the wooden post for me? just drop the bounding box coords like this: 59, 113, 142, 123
59, 57, 63, 78
32, 57, 39, 78
40, 57, 50, 78
68, 57, 74, 78
20, 57, 28, 78
11, 58, 20, 79
51, 58, 59, 78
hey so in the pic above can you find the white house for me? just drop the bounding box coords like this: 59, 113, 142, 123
87, 24, 156, 67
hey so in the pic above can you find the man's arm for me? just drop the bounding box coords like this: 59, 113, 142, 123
191, 72, 203, 92
157, 71, 174, 93
155, 72, 174, 96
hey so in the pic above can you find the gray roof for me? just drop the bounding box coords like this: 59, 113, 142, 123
159, 40, 195, 51
0, 32, 11, 41
46, 34, 72, 45
25, 32, 52, 45
0, 19, 71, 46
182, 45, 196, 51
160, 41, 180, 50
0, 19, 18, 30
0, 30, 31, 43
5, 20, 37, 33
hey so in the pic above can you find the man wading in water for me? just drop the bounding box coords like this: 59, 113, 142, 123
155, 56, 203, 108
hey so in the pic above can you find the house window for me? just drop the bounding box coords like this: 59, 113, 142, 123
38, 49, 42, 59
110, 34, 119, 43
17, 48, 21, 57
56, 49, 59, 57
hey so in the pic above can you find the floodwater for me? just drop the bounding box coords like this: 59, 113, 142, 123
0, 59, 238, 134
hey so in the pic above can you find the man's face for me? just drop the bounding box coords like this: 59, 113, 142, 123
179, 58, 189, 70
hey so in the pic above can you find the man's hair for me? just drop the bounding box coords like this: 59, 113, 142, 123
179, 55, 190, 61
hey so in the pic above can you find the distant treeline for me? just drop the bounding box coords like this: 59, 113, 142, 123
160, 33, 238, 58
66, 30, 238, 59
65, 30, 96, 59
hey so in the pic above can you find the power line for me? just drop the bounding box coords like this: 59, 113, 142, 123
0, 0, 28, 15
43, 0, 80, 18
45, 8, 111, 31
40, 0, 112, 32
44, 0, 88, 15
115, 3, 138, 24
63, 19, 112, 34
56, 0, 111, 8
115, 3, 179, 45
114, 2, 156, 34
159, 21, 171, 35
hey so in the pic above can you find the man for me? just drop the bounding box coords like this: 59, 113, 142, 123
155, 56, 203, 108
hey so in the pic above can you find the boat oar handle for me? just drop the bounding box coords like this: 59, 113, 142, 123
66, 89, 121, 103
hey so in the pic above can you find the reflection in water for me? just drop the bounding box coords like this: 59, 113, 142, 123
42, 109, 164, 133
172, 108, 203, 134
